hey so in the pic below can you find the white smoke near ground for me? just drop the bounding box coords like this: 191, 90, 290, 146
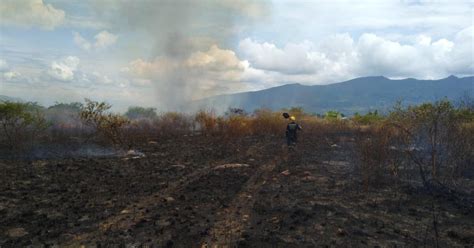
90, 0, 269, 111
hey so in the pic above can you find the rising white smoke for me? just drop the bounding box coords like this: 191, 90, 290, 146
91, 0, 270, 110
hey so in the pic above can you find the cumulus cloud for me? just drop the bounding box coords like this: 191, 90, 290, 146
73, 31, 117, 51
238, 27, 474, 85
448, 26, 474, 75
355, 30, 472, 79
356, 33, 422, 77
48, 56, 80, 81
239, 39, 320, 74
0, 0, 65, 29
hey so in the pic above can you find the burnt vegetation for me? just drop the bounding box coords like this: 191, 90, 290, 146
0, 97, 473, 247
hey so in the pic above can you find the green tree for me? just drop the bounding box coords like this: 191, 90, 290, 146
0, 102, 48, 149
325, 110, 342, 120
46, 102, 83, 127
125, 106, 157, 120
353, 110, 385, 125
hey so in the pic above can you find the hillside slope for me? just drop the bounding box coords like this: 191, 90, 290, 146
192, 76, 473, 114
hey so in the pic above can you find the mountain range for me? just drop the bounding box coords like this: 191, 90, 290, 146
2, 76, 473, 115
192, 76, 474, 114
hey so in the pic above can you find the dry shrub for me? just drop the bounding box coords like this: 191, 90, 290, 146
356, 122, 403, 190
195, 110, 218, 135
324, 119, 353, 134
79, 99, 130, 147
303, 118, 355, 147
250, 108, 286, 136
219, 115, 252, 138
299, 117, 323, 134
356, 100, 474, 190
388, 100, 474, 184
122, 118, 157, 145
445, 121, 474, 180
156, 112, 193, 137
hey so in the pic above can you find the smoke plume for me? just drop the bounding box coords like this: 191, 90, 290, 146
93, 0, 269, 110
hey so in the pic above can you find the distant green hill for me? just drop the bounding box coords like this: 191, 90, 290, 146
192, 76, 474, 115
0, 95, 22, 103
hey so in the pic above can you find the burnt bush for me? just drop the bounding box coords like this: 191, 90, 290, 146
390, 100, 473, 183
79, 99, 130, 147
355, 122, 406, 189
156, 112, 193, 137
356, 99, 474, 190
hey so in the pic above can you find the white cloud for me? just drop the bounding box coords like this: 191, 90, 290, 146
448, 26, 474, 75
93, 31, 118, 49
48, 56, 80, 81
238, 26, 474, 86
73, 30, 117, 51
239, 39, 321, 74
0, 0, 65, 29
356, 33, 422, 77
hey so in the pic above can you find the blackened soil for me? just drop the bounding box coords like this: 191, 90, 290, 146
0, 134, 473, 247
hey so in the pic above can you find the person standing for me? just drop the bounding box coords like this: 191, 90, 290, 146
286, 116, 302, 146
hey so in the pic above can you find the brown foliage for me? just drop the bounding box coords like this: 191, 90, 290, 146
79, 99, 130, 147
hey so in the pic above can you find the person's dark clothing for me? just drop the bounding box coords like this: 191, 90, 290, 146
286, 121, 302, 146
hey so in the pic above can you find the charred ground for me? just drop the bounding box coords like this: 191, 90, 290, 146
1, 99, 473, 247
1, 132, 473, 247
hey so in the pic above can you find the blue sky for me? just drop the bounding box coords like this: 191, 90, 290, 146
0, 0, 473, 111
